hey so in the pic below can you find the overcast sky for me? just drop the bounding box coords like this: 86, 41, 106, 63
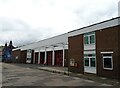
0, 0, 119, 46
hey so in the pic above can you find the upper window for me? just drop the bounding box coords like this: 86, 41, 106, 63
84, 36, 89, 44
84, 32, 95, 45
90, 35, 95, 44
102, 54, 113, 70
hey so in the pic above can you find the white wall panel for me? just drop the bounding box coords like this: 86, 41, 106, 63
84, 67, 96, 74
84, 44, 95, 51
84, 50, 96, 54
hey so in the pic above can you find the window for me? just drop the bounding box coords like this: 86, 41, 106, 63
84, 54, 96, 67
27, 58, 31, 60
90, 35, 95, 44
84, 32, 95, 45
103, 54, 113, 70
84, 36, 89, 44
85, 58, 89, 66
90, 58, 95, 67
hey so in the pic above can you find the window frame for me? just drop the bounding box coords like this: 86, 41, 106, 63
84, 54, 96, 68
84, 32, 95, 45
103, 54, 113, 70
84, 58, 89, 66
90, 34, 95, 44
84, 36, 89, 44
90, 58, 96, 67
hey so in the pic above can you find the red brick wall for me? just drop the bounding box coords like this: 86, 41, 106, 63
96, 25, 119, 79
118, 25, 120, 79
68, 34, 84, 73
12, 49, 21, 63
21, 50, 27, 63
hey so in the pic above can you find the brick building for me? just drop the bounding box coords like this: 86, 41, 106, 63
12, 16, 120, 79
68, 17, 120, 79
13, 33, 68, 67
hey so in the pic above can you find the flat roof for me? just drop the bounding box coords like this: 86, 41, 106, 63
69, 16, 120, 33
68, 16, 120, 37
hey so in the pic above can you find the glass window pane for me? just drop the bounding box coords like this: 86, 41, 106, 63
84, 54, 88, 57
90, 35, 95, 44
90, 58, 95, 67
103, 54, 112, 56
84, 36, 89, 44
85, 58, 89, 66
84, 32, 94, 36
88, 54, 92, 57
104, 58, 112, 68
92, 54, 95, 56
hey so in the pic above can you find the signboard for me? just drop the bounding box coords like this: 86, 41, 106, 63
70, 59, 75, 67
26, 49, 32, 63
27, 49, 32, 58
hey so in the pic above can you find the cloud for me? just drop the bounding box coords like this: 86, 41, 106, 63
0, 18, 43, 46
0, 0, 119, 46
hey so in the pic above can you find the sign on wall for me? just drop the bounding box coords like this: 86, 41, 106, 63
70, 59, 75, 67
26, 49, 32, 63
27, 49, 32, 58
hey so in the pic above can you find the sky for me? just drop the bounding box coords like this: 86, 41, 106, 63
0, 0, 119, 46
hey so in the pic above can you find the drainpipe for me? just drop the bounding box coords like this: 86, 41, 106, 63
52, 47, 55, 66
63, 45, 65, 67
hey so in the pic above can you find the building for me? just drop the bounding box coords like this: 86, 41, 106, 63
12, 16, 120, 79
0, 46, 4, 62
68, 17, 120, 79
12, 33, 68, 67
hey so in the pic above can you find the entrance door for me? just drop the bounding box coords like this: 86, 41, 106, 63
84, 54, 96, 74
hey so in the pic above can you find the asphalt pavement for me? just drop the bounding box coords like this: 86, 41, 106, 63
1, 63, 119, 87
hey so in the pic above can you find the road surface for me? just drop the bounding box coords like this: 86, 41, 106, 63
2, 63, 112, 87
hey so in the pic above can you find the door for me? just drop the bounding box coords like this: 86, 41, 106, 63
40, 52, 45, 64
84, 54, 96, 74
35, 52, 38, 64
47, 51, 52, 65
55, 50, 63, 66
